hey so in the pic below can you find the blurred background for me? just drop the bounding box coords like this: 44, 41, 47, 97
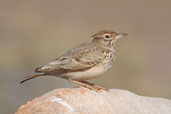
0, 0, 171, 113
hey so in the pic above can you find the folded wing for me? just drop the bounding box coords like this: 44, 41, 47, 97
35, 43, 103, 74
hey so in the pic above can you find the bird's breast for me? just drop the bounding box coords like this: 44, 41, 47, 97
103, 49, 116, 67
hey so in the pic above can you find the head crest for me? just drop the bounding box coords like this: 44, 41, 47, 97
92, 30, 116, 38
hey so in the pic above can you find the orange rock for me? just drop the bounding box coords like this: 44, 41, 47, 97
16, 87, 171, 114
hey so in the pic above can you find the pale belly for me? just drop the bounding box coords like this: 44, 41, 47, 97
64, 64, 109, 81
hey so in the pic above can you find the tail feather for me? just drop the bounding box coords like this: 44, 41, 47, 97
20, 73, 45, 84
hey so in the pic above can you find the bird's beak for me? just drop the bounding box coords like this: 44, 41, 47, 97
115, 33, 128, 40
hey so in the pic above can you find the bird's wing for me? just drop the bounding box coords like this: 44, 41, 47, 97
36, 43, 103, 74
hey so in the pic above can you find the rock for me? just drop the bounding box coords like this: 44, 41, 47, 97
16, 87, 171, 114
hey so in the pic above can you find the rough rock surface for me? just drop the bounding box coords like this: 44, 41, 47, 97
16, 87, 171, 114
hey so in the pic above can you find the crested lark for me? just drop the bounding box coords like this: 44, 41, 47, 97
21, 30, 127, 91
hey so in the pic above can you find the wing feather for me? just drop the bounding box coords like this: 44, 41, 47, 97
36, 43, 103, 74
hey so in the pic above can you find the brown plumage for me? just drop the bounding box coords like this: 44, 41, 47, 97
21, 30, 127, 91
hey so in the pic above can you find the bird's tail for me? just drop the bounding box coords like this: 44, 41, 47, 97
20, 73, 46, 84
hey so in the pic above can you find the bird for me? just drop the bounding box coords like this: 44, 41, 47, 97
20, 30, 127, 91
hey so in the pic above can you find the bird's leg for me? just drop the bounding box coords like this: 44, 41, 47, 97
68, 79, 108, 91
80, 81, 108, 91
68, 79, 98, 91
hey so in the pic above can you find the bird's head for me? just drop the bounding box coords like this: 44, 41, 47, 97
92, 30, 127, 48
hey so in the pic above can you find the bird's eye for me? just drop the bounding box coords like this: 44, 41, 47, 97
105, 35, 110, 38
